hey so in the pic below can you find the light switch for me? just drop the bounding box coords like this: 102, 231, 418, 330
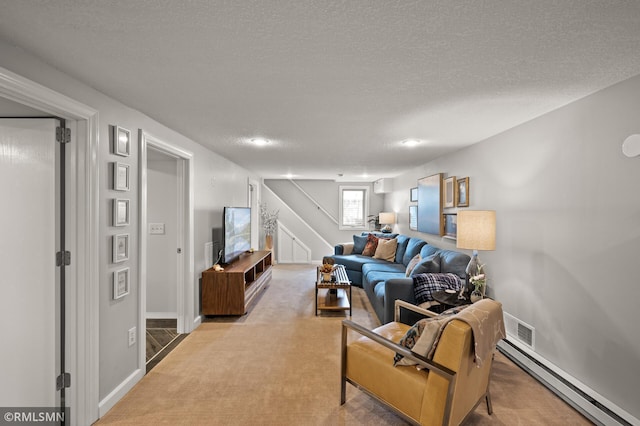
149, 223, 165, 234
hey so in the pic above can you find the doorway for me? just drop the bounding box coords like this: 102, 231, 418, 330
138, 130, 195, 371
1, 66, 101, 426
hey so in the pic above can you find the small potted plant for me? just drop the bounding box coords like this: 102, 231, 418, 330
319, 263, 334, 282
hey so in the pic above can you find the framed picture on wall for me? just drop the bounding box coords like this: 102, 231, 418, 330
113, 198, 130, 227
457, 177, 469, 207
443, 176, 457, 208
113, 267, 130, 299
112, 162, 130, 191
112, 233, 129, 263
409, 205, 417, 230
443, 213, 457, 240
113, 125, 131, 157
410, 187, 418, 202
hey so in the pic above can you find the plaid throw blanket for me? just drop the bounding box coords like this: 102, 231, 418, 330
412, 273, 462, 305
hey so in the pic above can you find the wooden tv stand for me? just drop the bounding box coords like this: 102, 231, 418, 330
201, 250, 273, 315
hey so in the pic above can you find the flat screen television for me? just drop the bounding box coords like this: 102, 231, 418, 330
221, 206, 251, 264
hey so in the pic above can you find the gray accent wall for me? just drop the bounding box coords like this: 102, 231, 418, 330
386, 74, 640, 420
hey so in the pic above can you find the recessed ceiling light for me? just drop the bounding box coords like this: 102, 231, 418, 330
401, 139, 422, 147
249, 137, 270, 146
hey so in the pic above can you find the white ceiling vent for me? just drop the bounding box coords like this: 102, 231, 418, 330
504, 312, 535, 350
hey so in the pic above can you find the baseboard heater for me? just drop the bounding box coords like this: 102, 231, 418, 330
497, 338, 635, 426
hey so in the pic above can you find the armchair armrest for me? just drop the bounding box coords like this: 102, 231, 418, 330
394, 299, 438, 322
334, 242, 354, 255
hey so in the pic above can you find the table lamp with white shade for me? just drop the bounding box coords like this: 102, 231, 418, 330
378, 212, 396, 233
456, 210, 496, 298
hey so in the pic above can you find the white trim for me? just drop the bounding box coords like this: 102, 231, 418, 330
338, 185, 370, 231
139, 130, 195, 376
98, 369, 144, 418
145, 312, 178, 319
498, 339, 639, 426
276, 221, 312, 263
0, 66, 100, 426
261, 183, 334, 254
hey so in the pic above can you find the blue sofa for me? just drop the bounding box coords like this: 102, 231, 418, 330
328, 232, 470, 324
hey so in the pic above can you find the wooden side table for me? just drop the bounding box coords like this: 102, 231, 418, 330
315, 264, 352, 316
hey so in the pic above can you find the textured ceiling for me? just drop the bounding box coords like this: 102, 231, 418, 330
2, 1, 640, 181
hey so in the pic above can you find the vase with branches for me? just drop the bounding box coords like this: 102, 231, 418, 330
260, 203, 279, 249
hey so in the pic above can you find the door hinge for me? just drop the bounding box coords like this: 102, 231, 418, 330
56, 251, 71, 266
56, 126, 71, 144
56, 372, 71, 390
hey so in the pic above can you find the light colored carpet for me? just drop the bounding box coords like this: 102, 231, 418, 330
96, 264, 592, 425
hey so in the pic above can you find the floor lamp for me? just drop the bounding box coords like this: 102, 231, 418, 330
456, 210, 496, 298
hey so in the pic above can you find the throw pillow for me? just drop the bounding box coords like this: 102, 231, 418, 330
405, 254, 422, 277
352, 235, 368, 254
361, 234, 379, 257
373, 238, 398, 262
394, 316, 451, 366
409, 253, 441, 276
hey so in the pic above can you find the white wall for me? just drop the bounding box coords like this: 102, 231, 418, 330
386, 74, 640, 420
147, 154, 178, 317
0, 39, 259, 410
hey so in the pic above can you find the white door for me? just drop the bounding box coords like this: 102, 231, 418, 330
0, 118, 61, 407
277, 224, 311, 263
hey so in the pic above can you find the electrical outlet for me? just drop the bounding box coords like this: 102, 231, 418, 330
128, 327, 136, 347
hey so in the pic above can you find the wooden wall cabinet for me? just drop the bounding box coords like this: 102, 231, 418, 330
201, 250, 272, 315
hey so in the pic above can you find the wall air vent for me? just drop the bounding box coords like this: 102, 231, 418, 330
504, 312, 535, 350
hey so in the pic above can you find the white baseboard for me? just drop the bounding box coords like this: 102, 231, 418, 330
98, 368, 144, 418
498, 338, 638, 426
145, 311, 178, 319
193, 315, 202, 330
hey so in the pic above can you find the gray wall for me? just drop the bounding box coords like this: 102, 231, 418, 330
386, 74, 640, 420
0, 39, 258, 406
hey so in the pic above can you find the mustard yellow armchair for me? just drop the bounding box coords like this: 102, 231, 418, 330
341, 299, 505, 426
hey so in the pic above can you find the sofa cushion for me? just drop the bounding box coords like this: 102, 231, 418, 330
352, 234, 368, 254
362, 262, 406, 276
374, 237, 398, 261
362, 234, 379, 256
331, 254, 389, 273
438, 249, 471, 279
394, 235, 410, 264
410, 253, 441, 276
420, 244, 440, 259
402, 238, 427, 266
405, 254, 421, 277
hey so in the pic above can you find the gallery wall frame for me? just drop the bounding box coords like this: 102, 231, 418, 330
113, 198, 130, 227
112, 125, 131, 157
112, 162, 130, 191
410, 187, 418, 202
417, 173, 443, 236
112, 233, 129, 263
443, 213, 457, 240
113, 267, 130, 300
409, 205, 417, 230
443, 176, 457, 208
457, 177, 470, 207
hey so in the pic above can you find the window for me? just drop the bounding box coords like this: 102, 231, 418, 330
339, 185, 369, 230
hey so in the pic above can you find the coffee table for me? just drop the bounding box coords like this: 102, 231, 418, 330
315, 264, 352, 316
